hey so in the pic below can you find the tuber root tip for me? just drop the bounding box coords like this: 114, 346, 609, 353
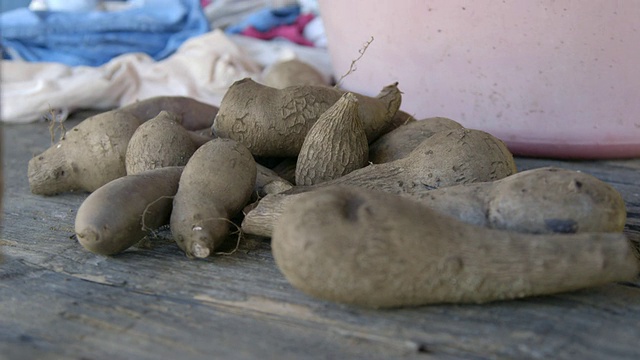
192, 242, 211, 258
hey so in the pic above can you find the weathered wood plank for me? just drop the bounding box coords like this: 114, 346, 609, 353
1, 119, 640, 360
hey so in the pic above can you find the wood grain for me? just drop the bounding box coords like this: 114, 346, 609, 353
2, 117, 639, 360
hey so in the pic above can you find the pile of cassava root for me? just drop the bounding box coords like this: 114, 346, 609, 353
28, 60, 639, 308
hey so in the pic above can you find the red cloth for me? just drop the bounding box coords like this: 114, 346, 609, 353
240, 13, 315, 46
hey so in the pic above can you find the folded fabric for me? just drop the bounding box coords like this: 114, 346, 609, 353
203, 0, 272, 31
1, 30, 262, 123
225, 4, 300, 34
303, 16, 327, 47
0, 0, 209, 66
298, 0, 320, 15
1, 29, 335, 124
240, 13, 315, 46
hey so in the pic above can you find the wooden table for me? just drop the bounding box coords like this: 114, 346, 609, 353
2, 117, 639, 360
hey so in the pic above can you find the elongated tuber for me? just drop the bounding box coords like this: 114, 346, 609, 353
243, 127, 517, 237
242, 167, 625, 238
323, 127, 516, 192
170, 138, 257, 258
212, 78, 401, 157
75, 166, 183, 255
272, 186, 639, 308
414, 167, 627, 234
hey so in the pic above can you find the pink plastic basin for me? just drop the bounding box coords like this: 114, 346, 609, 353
319, 0, 640, 158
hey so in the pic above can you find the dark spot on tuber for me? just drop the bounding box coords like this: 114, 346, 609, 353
343, 196, 365, 223
544, 218, 578, 233
420, 182, 437, 191
568, 179, 584, 192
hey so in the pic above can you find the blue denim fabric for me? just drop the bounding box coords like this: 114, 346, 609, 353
225, 5, 300, 34
0, 0, 209, 66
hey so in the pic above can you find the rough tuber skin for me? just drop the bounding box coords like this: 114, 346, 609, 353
241, 192, 293, 237
242, 166, 626, 238
369, 117, 464, 163
242, 127, 517, 237
322, 127, 517, 193
376, 109, 416, 138
120, 96, 218, 131
295, 92, 369, 185
170, 138, 257, 258
28, 110, 144, 195
125, 111, 200, 175
212, 78, 401, 157
413, 167, 627, 234
272, 186, 639, 308
75, 166, 183, 256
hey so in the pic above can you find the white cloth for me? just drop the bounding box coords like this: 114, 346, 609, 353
203, 0, 270, 31
1, 29, 333, 123
1, 29, 261, 123
303, 16, 327, 48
